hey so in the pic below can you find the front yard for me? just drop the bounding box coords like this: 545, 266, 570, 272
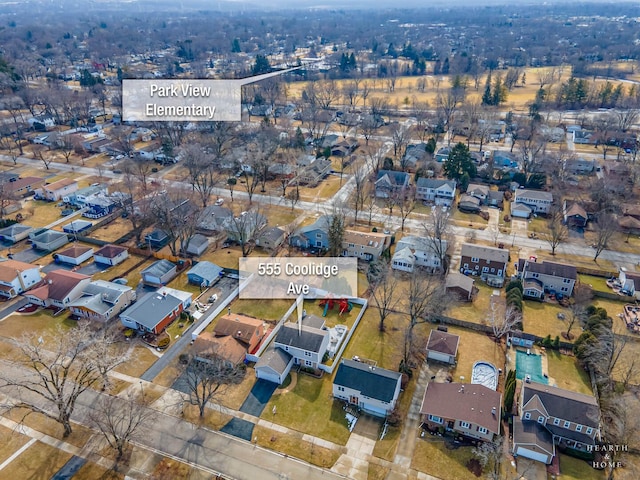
412, 439, 486, 480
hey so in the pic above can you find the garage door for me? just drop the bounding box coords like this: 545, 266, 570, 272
361, 403, 386, 418
516, 446, 549, 464
428, 351, 451, 363
255, 369, 282, 385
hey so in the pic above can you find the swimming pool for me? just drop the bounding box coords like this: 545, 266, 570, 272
471, 361, 498, 390
515, 350, 548, 384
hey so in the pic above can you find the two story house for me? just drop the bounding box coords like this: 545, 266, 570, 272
0, 259, 42, 299
516, 259, 577, 299
68, 280, 136, 322
289, 215, 330, 250
35, 178, 78, 202
513, 189, 553, 215
416, 178, 456, 206
459, 243, 509, 287
333, 359, 403, 418
392, 236, 447, 273
375, 170, 410, 199
618, 267, 640, 299
420, 383, 502, 442
513, 382, 601, 464
341, 230, 390, 261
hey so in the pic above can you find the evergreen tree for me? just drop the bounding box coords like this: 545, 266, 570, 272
443, 142, 476, 181
252, 54, 271, 75
482, 72, 493, 105
231, 38, 241, 53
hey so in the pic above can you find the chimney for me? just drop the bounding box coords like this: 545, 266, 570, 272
492, 407, 497, 416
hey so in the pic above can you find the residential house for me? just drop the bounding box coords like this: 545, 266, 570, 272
0, 259, 42, 299
572, 129, 593, 144
193, 332, 247, 368
493, 153, 519, 170
185, 234, 210, 256
426, 330, 460, 365
35, 178, 78, 202
459, 243, 509, 287
0, 224, 33, 243
24, 270, 91, 308
53, 245, 94, 266
563, 201, 588, 228
4, 177, 45, 198
157, 286, 192, 309
28, 114, 55, 129
254, 347, 295, 385
93, 244, 128, 266
63, 184, 108, 207
565, 158, 595, 175
341, 230, 390, 261
375, 170, 410, 199
458, 194, 481, 213
510, 202, 533, 219
29, 229, 69, 252
391, 236, 447, 273
256, 226, 286, 252
119, 290, 184, 334
83, 195, 118, 219
224, 211, 267, 245
435, 147, 450, 163
144, 229, 170, 249
402, 143, 429, 172
516, 259, 577, 299
196, 205, 233, 235
212, 313, 266, 354
332, 359, 403, 418
289, 215, 329, 250
68, 280, 136, 322
63, 220, 93, 234
416, 178, 456, 206
186, 261, 222, 287
466, 184, 490, 204
618, 267, 640, 299
513, 190, 553, 215
295, 158, 332, 187
487, 190, 504, 209
273, 315, 330, 371
445, 272, 478, 302
141, 259, 178, 287
513, 382, 601, 464
420, 383, 502, 442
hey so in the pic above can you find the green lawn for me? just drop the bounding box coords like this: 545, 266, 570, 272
578, 274, 611, 293
412, 440, 483, 480
522, 301, 579, 341
546, 351, 592, 395
558, 454, 605, 480
261, 373, 351, 445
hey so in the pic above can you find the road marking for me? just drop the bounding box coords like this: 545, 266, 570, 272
0, 437, 36, 471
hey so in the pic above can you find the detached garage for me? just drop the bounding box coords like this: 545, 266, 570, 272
426, 329, 460, 365
512, 419, 555, 464
255, 348, 293, 385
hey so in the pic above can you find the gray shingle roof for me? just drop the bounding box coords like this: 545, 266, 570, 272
120, 291, 182, 329
187, 261, 222, 282
275, 323, 328, 353
522, 382, 599, 428
141, 259, 176, 278
334, 359, 402, 403
460, 243, 509, 264
256, 347, 293, 375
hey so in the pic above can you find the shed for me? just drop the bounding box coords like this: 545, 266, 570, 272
141, 259, 177, 286
426, 330, 460, 365
54, 245, 94, 266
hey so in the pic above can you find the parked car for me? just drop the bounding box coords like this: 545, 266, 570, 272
215, 198, 224, 206
61, 209, 74, 216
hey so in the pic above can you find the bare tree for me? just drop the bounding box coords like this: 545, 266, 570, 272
391, 123, 410, 164
542, 209, 568, 255
88, 393, 154, 461
58, 135, 75, 164
566, 284, 592, 340
369, 265, 399, 332
151, 187, 202, 256
181, 350, 245, 418
397, 187, 416, 232
0, 323, 125, 438
226, 177, 237, 202
403, 273, 448, 364
285, 187, 300, 212
592, 210, 618, 261
472, 436, 504, 480
363, 183, 377, 227
225, 207, 267, 257
489, 304, 522, 340
327, 202, 346, 257
0, 180, 17, 221
351, 163, 368, 225
422, 205, 452, 273
181, 143, 218, 208
31, 144, 53, 170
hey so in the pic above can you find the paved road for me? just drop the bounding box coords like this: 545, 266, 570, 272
0, 362, 346, 480
0, 297, 29, 320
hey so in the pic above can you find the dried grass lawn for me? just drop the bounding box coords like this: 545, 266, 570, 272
114, 344, 159, 378
0, 441, 72, 480
411, 439, 483, 480
0, 424, 30, 464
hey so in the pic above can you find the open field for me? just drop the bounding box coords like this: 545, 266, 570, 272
91, 255, 151, 285
16, 199, 66, 228
87, 217, 132, 243
261, 373, 351, 445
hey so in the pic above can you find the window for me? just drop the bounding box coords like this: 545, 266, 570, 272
463, 263, 469, 269
497, 270, 503, 276
478, 426, 488, 435
537, 415, 545, 424
459, 421, 471, 429
337, 386, 344, 392
316, 233, 322, 239
586, 427, 593, 435
348, 243, 354, 248
532, 273, 539, 278
305, 360, 312, 367
576, 425, 583, 432
428, 415, 443, 424
490, 268, 495, 273
471, 257, 479, 263
564, 278, 571, 283
524, 412, 531, 420
554, 418, 561, 426
304, 351, 312, 357
561, 287, 568, 292
482, 266, 489, 273
564, 421, 571, 428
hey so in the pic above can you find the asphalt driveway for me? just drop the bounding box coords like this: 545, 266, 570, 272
239, 379, 277, 417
